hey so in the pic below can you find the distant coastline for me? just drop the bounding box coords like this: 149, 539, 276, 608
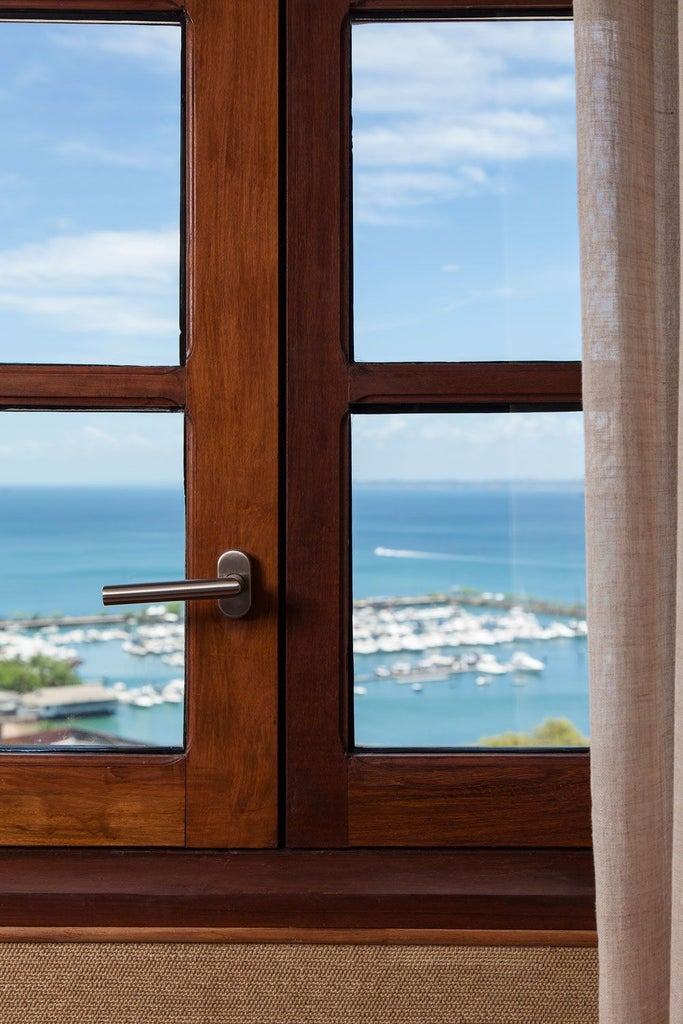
353, 479, 584, 491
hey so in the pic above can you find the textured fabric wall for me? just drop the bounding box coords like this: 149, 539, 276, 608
0, 943, 597, 1023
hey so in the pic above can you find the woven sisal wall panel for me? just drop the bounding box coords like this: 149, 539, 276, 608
0, 943, 597, 1023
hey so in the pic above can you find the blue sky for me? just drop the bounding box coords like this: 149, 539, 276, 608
352, 19, 583, 482
0, 19, 582, 484
0, 22, 180, 364
352, 20, 580, 364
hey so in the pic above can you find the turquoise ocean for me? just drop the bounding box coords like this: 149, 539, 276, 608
0, 484, 588, 748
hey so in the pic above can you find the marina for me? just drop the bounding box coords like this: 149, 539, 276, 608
0, 589, 588, 748
353, 597, 586, 657
0, 482, 590, 748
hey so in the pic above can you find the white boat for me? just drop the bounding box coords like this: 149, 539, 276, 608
162, 679, 185, 703
130, 692, 156, 708
390, 661, 413, 676
115, 688, 136, 704
473, 654, 508, 675
508, 651, 545, 672
130, 685, 163, 708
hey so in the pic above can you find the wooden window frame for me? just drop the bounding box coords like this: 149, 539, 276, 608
0, 0, 595, 938
0, 0, 279, 849
285, 0, 590, 848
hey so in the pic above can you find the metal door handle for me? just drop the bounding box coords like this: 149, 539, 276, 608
102, 550, 251, 619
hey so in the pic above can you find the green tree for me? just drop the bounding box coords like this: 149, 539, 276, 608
0, 656, 80, 694
479, 717, 589, 748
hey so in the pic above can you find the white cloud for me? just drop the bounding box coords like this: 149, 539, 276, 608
352, 22, 574, 110
55, 141, 154, 168
354, 167, 492, 224
0, 227, 179, 340
52, 25, 180, 73
0, 228, 177, 284
355, 412, 582, 448
78, 426, 168, 452
0, 413, 184, 485
351, 21, 576, 223
352, 414, 410, 442
355, 110, 572, 168
448, 286, 538, 306
441, 264, 461, 273
352, 412, 584, 482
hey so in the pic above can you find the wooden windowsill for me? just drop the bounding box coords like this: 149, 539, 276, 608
0, 848, 595, 939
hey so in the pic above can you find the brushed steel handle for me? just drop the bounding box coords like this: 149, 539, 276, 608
102, 550, 251, 619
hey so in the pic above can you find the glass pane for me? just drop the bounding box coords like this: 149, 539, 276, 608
0, 22, 181, 364
351, 412, 588, 748
0, 412, 185, 749
351, 20, 580, 361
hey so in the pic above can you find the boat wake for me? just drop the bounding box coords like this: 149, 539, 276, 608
374, 547, 449, 560
373, 547, 578, 570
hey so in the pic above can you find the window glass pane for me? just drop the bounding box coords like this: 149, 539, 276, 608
351, 20, 579, 362
0, 22, 181, 364
0, 412, 185, 749
351, 412, 588, 748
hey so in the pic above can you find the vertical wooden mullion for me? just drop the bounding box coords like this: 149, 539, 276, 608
286, 0, 352, 846
184, 0, 279, 848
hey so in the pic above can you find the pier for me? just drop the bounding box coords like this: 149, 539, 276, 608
353, 592, 586, 619
0, 613, 135, 631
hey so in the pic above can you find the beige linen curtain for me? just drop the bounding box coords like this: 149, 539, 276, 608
574, 0, 683, 1020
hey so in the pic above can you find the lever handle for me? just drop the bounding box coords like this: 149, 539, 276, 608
102, 550, 251, 619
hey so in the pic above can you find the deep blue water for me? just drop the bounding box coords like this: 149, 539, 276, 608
0, 484, 588, 747
0, 486, 185, 619
352, 483, 585, 605
351, 483, 588, 746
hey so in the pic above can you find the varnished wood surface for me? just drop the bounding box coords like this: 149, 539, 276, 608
183, 0, 279, 847
0, 757, 184, 846
0, 0, 182, 11
286, 0, 353, 846
286, 0, 586, 848
348, 754, 591, 846
0, 849, 595, 930
0, 927, 598, 945
0, 365, 185, 408
351, 0, 571, 13
350, 362, 581, 405
0, 0, 279, 849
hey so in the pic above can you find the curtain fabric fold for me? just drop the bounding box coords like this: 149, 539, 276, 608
575, 0, 682, 1020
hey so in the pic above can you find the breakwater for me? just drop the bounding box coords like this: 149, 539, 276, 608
353, 591, 586, 619
0, 613, 134, 631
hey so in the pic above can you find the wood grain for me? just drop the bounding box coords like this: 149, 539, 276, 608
352, 0, 571, 13
350, 362, 581, 405
0, 366, 185, 408
0, 0, 278, 850
286, 0, 586, 848
0, 927, 598, 945
0, 848, 596, 930
0, 757, 184, 846
349, 754, 591, 846
286, 0, 353, 846
0, 1, 182, 10
183, 0, 279, 847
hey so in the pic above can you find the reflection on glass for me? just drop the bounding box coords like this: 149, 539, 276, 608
351, 20, 580, 361
0, 23, 181, 364
351, 412, 588, 749
0, 412, 185, 749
